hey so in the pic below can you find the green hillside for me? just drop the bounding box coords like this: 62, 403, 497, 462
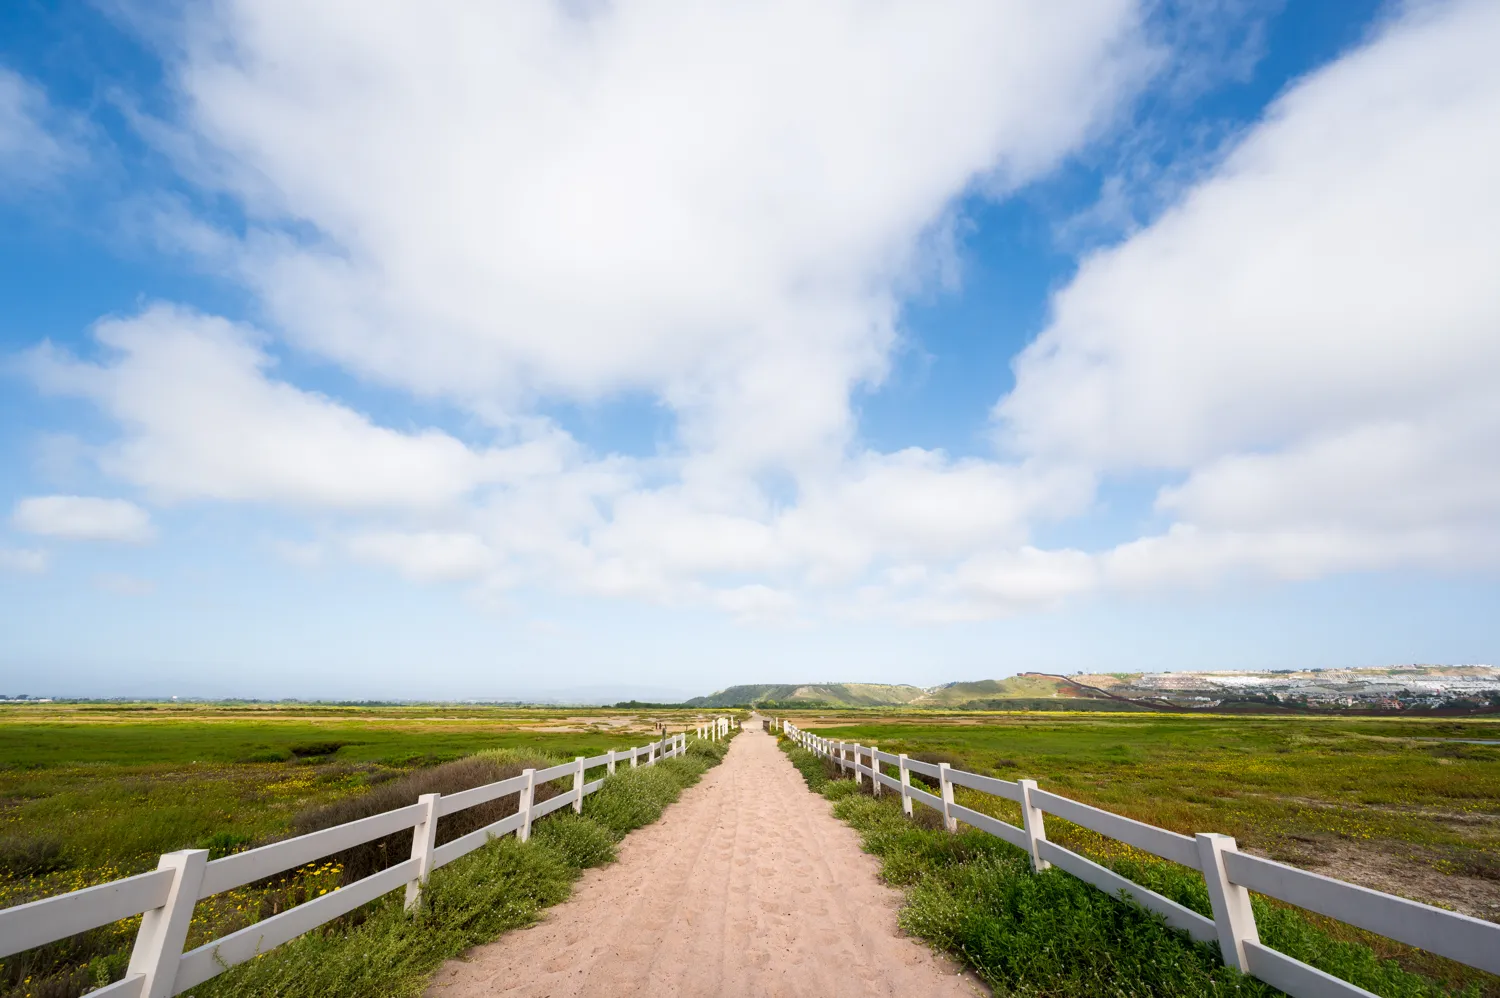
684, 683, 926, 708
911, 674, 1087, 705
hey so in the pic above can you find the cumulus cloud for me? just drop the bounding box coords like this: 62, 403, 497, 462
29, 0, 1499, 618
994, 0, 1500, 586
12, 496, 155, 544
39, 0, 1151, 609
161, 0, 1151, 472
25, 304, 584, 510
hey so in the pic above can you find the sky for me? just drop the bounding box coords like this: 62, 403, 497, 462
1, 0, 1497, 701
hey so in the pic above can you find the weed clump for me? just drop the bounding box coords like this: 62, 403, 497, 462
584, 756, 714, 838
530, 813, 616, 869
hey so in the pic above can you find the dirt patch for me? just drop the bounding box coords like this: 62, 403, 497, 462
1255, 836, 1500, 921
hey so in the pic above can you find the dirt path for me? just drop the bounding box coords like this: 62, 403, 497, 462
425, 720, 984, 997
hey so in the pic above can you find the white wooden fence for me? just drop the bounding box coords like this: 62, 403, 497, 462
695, 715, 736, 740
777, 720, 1500, 998
0, 722, 729, 998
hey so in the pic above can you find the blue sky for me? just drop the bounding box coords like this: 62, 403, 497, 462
1, 0, 1496, 700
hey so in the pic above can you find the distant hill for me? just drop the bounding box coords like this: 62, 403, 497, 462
911, 675, 1104, 705
684, 683, 927, 708
683, 677, 1096, 709
683, 666, 1500, 714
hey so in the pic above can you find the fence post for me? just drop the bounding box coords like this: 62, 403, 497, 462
404, 792, 440, 911
631, 745, 639, 768
607, 749, 617, 775
853, 744, 864, 788
126, 848, 208, 998
938, 762, 957, 832
518, 769, 536, 842
1197, 833, 1259, 972
870, 744, 881, 796
898, 754, 912, 816
572, 756, 586, 813
1018, 779, 1050, 872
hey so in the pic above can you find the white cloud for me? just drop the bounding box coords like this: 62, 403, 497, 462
160, 0, 1151, 473
12, 496, 155, 544
40, 1, 1155, 607
346, 531, 493, 583
0, 68, 78, 187
995, 0, 1500, 585
35, 0, 1499, 619
26, 304, 583, 510
0, 548, 49, 573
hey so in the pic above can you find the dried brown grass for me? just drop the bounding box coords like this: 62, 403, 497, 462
291, 755, 563, 885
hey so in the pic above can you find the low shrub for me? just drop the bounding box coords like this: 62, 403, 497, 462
196, 830, 255, 860
290, 754, 563, 885
288, 742, 350, 759
0, 834, 69, 877
685, 737, 731, 765
785, 744, 839, 793
583, 755, 714, 838
530, 813, 616, 870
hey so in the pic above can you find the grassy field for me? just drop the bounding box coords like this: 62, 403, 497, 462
780, 711, 1500, 995
781, 741, 1490, 998
0, 703, 724, 998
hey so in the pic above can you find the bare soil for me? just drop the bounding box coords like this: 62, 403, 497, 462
1259, 835, 1500, 921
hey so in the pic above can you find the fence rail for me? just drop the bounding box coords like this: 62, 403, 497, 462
774, 718, 1500, 998
0, 718, 738, 998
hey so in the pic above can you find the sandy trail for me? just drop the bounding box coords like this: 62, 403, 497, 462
426, 720, 984, 997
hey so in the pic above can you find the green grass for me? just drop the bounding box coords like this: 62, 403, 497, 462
0, 704, 680, 768
185, 744, 730, 998
0, 705, 705, 887
0, 704, 727, 998
782, 743, 1480, 998
787, 713, 1500, 872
